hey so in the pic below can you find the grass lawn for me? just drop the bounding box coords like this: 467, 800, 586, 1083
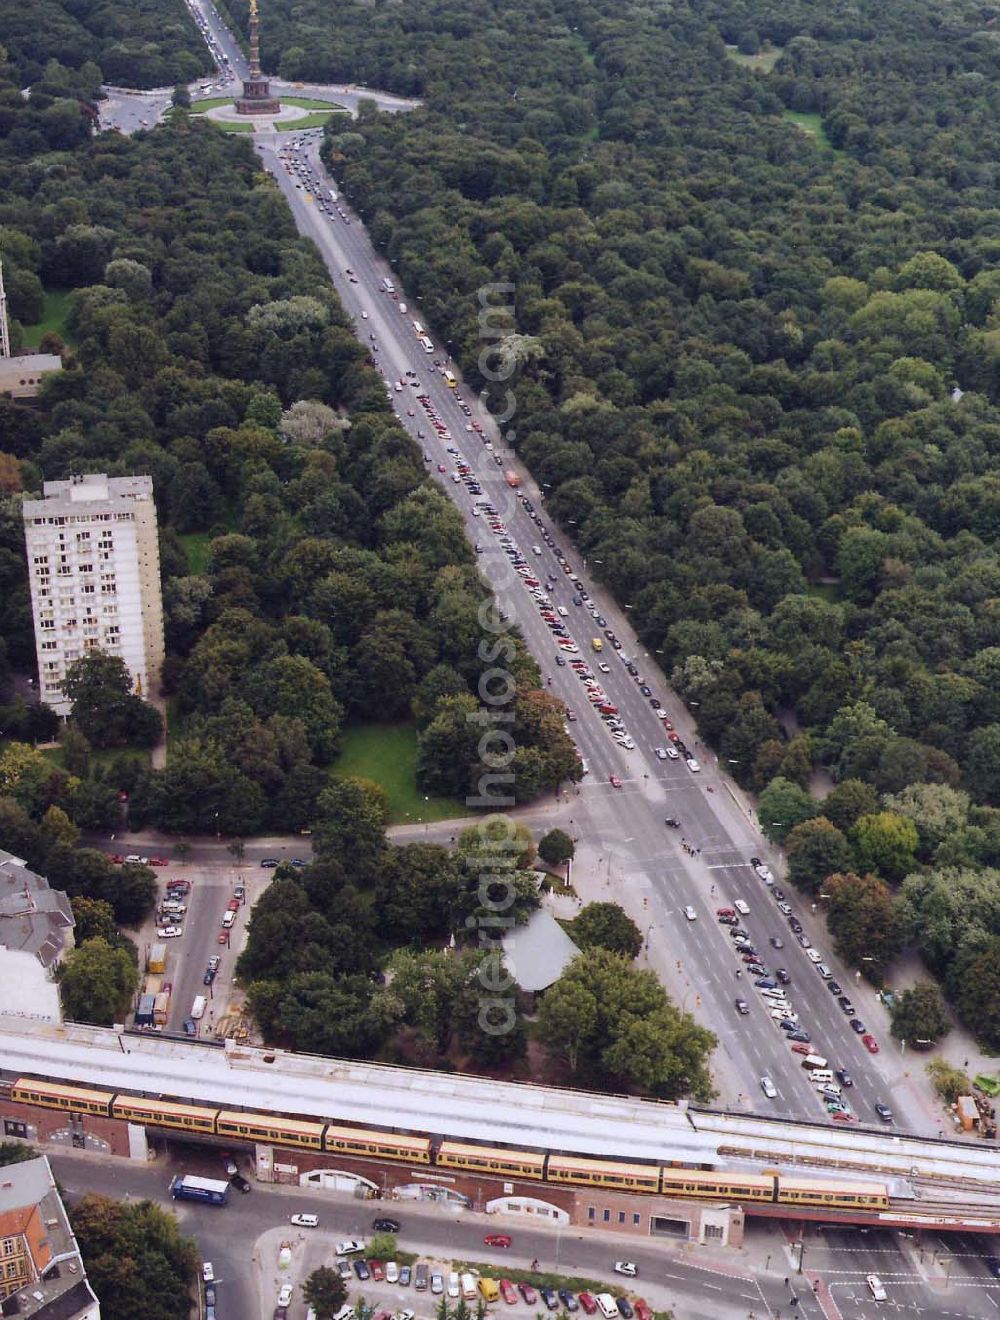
726, 44, 783, 73
179, 531, 213, 575
277, 111, 344, 131
333, 723, 467, 824
278, 96, 346, 111
783, 109, 838, 152
20, 290, 74, 348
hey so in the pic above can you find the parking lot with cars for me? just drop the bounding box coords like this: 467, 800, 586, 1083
265, 1218, 652, 1320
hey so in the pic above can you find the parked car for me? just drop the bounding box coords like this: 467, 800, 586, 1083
500, 1280, 518, 1305
484, 1234, 512, 1248
559, 1290, 579, 1311
230, 1173, 251, 1193
353, 1260, 370, 1281
540, 1288, 560, 1310
369, 1261, 385, 1282
518, 1284, 538, 1305
578, 1295, 598, 1315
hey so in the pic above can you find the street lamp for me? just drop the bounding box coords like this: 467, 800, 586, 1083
795, 1239, 806, 1273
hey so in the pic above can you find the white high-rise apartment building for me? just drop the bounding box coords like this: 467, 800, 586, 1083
22, 474, 165, 716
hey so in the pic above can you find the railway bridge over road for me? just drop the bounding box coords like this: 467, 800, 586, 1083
2, 1019, 999, 1246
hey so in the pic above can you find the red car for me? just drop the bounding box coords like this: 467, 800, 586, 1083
863, 1034, 880, 1053
633, 1303, 652, 1320
369, 1261, 385, 1281
167, 879, 191, 894
518, 1284, 537, 1305
484, 1234, 512, 1248
578, 1296, 598, 1316
148, 856, 169, 867
217, 930, 229, 944
500, 1280, 518, 1306
227, 898, 240, 912
832, 1111, 859, 1123
108, 853, 124, 865
609, 775, 622, 789
661, 719, 673, 730
790, 1043, 811, 1055
437, 464, 447, 473
668, 731, 681, 742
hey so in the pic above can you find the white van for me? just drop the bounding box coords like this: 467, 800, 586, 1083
399, 302, 408, 314
809, 1069, 834, 1084
222, 909, 236, 929
595, 1297, 618, 1320
461, 1274, 477, 1301
760, 987, 787, 1001
448, 1273, 460, 1299
190, 995, 207, 1021
801, 1054, 829, 1071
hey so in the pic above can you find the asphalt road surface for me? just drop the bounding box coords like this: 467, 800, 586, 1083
248, 132, 923, 1133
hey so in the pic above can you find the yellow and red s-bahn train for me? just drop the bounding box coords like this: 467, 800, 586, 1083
9, 1077, 889, 1212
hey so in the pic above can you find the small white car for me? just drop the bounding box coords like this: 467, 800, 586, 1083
125, 854, 148, 864
867, 1275, 887, 1301
734, 899, 750, 915
291, 1213, 319, 1227
655, 748, 668, 760
613, 1262, 638, 1277
385, 1261, 399, 1283
760, 1077, 778, 1099
666, 747, 680, 760
155, 925, 183, 939
202, 1262, 214, 1282
683, 905, 697, 921
336, 1239, 364, 1256
686, 756, 701, 773
278, 1283, 294, 1306
806, 949, 822, 963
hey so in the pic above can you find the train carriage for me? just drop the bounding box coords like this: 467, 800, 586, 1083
658, 1169, 777, 1202
323, 1124, 432, 1163
777, 1175, 889, 1210
436, 1141, 546, 1180
11, 1079, 113, 1117
547, 1154, 662, 1194
112, 1095, 219, 1133
217, 1110, 325, 1149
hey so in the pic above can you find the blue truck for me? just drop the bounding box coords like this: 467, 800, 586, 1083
170, 1175, 229, 1205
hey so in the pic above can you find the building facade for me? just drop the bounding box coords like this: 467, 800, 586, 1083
22, 474, 165, 716
0, 1155, 100, 1318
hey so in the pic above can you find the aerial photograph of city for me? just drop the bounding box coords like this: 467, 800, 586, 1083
2, 0, 1000, 1316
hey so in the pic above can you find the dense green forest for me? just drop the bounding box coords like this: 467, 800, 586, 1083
0, 30, 578, 840
243, 0, 1000, 812
0, 0, 209, 93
